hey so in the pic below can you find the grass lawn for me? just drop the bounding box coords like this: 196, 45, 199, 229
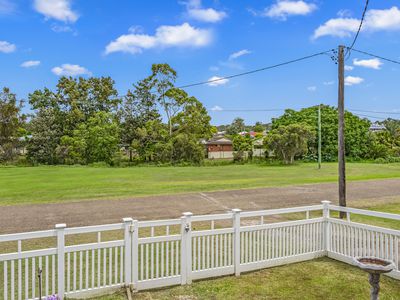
83, 258, 400, 300
1, 162, 400, 206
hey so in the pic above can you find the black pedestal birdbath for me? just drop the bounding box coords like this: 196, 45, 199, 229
353, 257, 395, 300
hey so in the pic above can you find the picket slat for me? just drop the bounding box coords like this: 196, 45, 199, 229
25, 259, 28, 299
4, 261, 7, 300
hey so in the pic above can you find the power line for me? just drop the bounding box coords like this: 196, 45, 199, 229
177, 50, 334, 89
349, 48, 400, 65
209, 107, 399, 120
210, 109, 284, 112
349, 109, 400, 115
352, 113, 388, 120
345, 0, 369, 58
105, 50, 333, 100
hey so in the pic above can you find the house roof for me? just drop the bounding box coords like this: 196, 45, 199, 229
369, 123, 386, 131
205, 137, 233, 145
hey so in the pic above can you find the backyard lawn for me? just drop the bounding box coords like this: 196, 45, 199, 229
1, 162, 400, 206
84, 257, 400, 300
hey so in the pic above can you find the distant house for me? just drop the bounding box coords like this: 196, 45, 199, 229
16, 136, 30, 155
205, 135, 267, 159
253, 138, 265, 157
239, 131, 258, 138
369, 123, 386, 132
205, 137, 233, 159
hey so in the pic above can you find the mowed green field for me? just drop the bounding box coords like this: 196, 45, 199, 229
1, 162, 400, 206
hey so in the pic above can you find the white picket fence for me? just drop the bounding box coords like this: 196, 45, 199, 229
1, 201, 399, 300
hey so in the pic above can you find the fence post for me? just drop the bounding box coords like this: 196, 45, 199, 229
131, 220, 139, 290
232, 209, 242, 277
181, 212, 193, 285
56, 223, 66, 300
321, 201, 331, 253
123, 218, 133, 287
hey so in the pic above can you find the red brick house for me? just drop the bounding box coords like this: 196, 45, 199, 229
205, 137, 233, 159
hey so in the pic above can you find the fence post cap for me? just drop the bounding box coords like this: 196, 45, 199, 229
122, 217, 134, 223
55, 223, 66, 229
182, 212, 193, 217
321, 200, 331, 205
232, 208, 242, 213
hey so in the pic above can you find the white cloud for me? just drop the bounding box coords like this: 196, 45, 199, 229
345, 65, 354, 71
337, 9, 352, 18
323, 81, 334, 85
313, 18, 360, 39
0, 0, 15, 14
313, 6, 400, 39
366, 7, 400, 31
229, 49, 251, 60
105, 23, 212, 55
211, 105, 223, 111
207, 76, 229, 87
188, 8, 227, 23
0, 40, 16, 53
51, 64, 92, 76
264, 1, 317, 20
33, 0, 78, 23
185, 0, 227, 23
353, 58, 383, 70
307, 86, 317, 92
344, 76, 364, 86
21, 60, 41, 68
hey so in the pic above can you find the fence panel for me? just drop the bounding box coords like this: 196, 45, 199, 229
191, 229, 234, 280
1, 203, 399, 298
0, 228, 57, 300
64, 242, 125, 297
239, 218, 325, 273
2, 252, 58, 300
328, 218, 400, 279
136, 235, 182, 290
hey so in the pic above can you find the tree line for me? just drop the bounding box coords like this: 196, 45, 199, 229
0, 64, 214, 165
1, 63, 400, 166
215, 106, 399, 164
230, 105, 400, 164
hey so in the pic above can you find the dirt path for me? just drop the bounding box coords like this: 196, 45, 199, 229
1, 178, 400, 234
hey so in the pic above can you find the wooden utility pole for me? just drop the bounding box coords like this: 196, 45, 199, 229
338, 45, 346, 217
318, 104, 322, 169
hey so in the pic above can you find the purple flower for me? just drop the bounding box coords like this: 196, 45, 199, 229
46, 295, 60, 300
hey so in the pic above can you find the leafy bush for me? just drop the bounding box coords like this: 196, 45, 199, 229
373, 157, 400, 164
233, 150, 245, 162
387, 156, 400, 163
264, 123, 315, 164
271, 105, 371, 159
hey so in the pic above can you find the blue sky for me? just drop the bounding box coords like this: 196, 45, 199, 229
1, 0, 400, 125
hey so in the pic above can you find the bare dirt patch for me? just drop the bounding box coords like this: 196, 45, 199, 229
1, 179, 399, 234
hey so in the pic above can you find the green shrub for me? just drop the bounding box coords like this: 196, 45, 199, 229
374, 158, 388, 164
387, 156, 400, 163
89, 161, 110, 167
